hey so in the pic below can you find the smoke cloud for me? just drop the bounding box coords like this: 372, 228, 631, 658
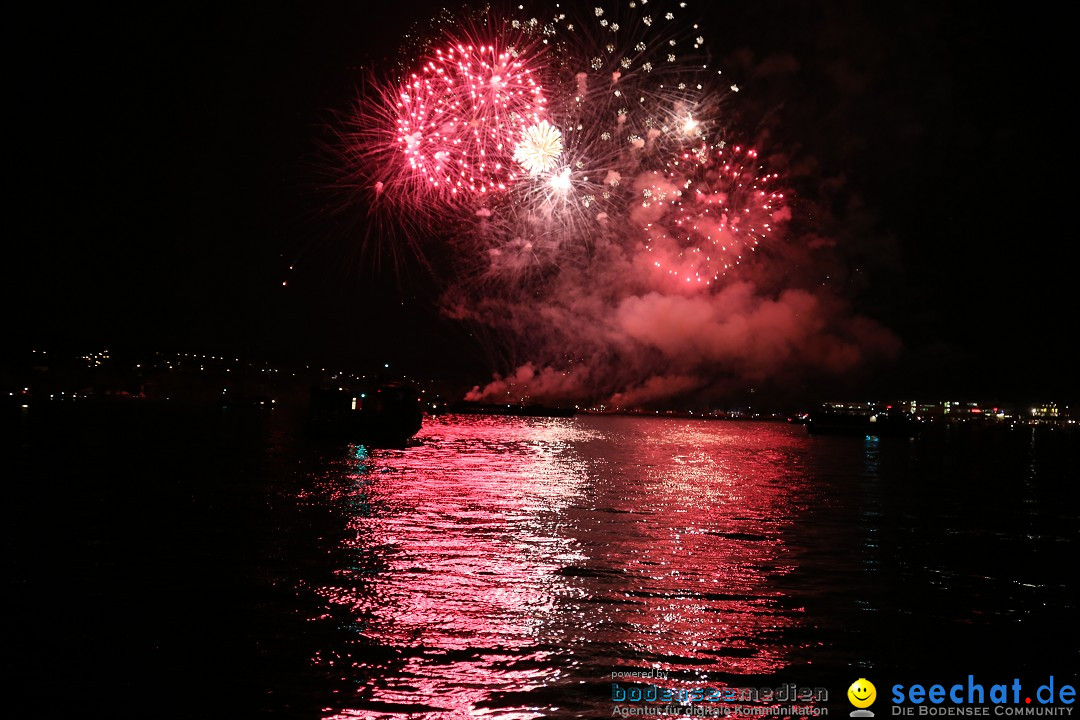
451, 32, 905, 409
457, 200, 899, 408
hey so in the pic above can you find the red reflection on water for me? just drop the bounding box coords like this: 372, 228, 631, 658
314, 416, 591, 717
573, 420, 810, 677
307, 415, 813, 717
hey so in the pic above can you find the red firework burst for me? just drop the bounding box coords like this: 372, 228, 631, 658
643, 144, 785, 287
393, 36, 550, 199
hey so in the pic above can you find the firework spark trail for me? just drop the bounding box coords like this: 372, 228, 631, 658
338, 0, 898, 406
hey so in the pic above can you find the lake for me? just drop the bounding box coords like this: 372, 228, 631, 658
6, 406, 1077, 717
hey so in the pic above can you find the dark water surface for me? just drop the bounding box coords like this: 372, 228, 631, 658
6, 406, 1078, 718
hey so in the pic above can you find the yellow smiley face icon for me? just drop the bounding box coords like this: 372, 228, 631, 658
848, 679, 876, 708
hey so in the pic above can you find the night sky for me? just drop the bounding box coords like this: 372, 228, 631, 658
8, 2, 1073, 402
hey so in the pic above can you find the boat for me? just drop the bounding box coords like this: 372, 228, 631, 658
308, 381, 423, 444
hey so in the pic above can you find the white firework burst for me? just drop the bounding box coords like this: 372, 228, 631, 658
513, 120, 564, 175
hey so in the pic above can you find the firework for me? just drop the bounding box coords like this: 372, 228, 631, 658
338, 0, 788, 291
642, 144, 784, 286
514, 121, 564, 175
393, 40, 549, 197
